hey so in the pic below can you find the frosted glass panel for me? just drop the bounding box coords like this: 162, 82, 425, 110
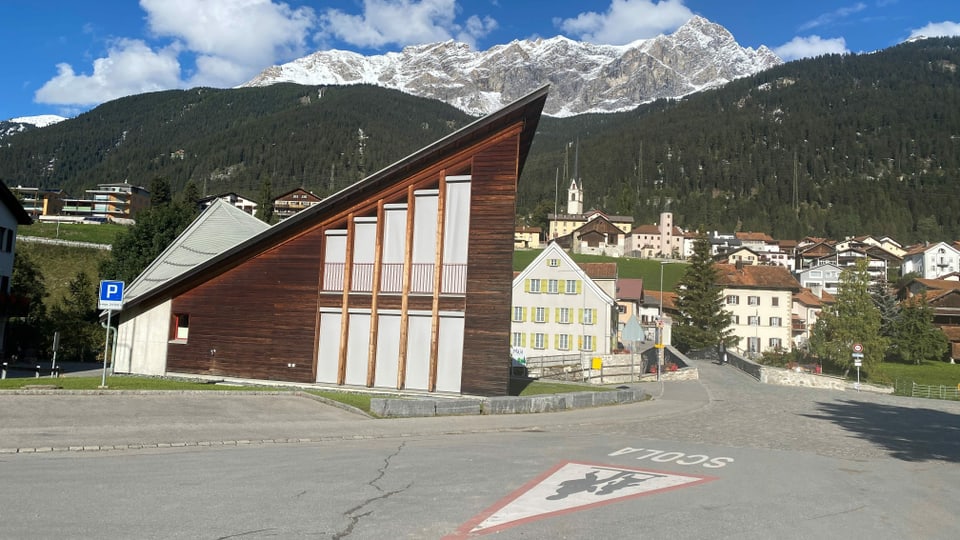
345, 313, 370, 386
404, 314, 432, 390
317, 312, 341, 383
374, 314, 401, 388
435, 316, 464, 393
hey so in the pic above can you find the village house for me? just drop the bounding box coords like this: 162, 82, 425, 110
510, 242, 616, 361
901, 242, 960, 280
716, 262, 801, 356
198, 192, 259, 216
514, 226, 541, 249
0, 181, 33, 355
624, 212, 684, 259
273, 187, 323, 220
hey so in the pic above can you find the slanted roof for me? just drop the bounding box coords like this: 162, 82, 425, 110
735, 231, 774, 242
715, 263, 801, 291
0, 181, 33, 225
793, 288, 824, 307
578, 262, 618, 280
513, 241, 614, 305
123, 199, 270, 303
121, 85, 549, 314
616, 278, 644, 301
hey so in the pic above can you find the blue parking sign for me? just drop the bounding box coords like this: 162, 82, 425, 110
98, 280, 125, 311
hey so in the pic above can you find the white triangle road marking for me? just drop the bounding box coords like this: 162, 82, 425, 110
446, 460, 717, 538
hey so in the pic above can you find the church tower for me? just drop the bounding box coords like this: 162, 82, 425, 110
567, 178, 583, 215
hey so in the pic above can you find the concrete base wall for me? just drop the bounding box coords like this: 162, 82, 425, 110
369, 387, 646, 418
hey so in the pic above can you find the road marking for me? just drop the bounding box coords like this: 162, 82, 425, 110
446, 461, 716, 538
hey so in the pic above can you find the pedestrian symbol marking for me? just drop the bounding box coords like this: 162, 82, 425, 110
446, 461, 716, 538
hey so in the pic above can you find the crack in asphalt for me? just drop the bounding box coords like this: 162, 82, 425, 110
216, 528, 276, 539
332, 442, 412, 540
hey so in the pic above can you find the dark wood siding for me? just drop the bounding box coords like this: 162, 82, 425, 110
167, 229, 323, 382
461, 127, 522, 395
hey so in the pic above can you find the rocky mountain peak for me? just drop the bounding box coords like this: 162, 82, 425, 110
242, 17, 782, 117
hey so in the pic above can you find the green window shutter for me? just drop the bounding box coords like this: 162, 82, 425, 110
578, 308, 583, 323
524, 279, 530, 293
554, 334, 559, 349
522, 333, 527, 347
578, 335, 583, 350
591, 308, 597, 325
554, 307, 559, 322
545, 308, 550, 323
523, 307, 528, 322
576, 280, 582, 294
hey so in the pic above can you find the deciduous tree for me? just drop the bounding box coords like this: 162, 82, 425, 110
809, 259, 888, 376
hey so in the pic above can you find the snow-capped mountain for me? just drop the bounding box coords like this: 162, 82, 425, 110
9, 115, 67, 128
0, 114, 68, 141
243, 16, 781, 117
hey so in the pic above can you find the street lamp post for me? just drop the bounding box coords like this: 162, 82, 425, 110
657, 261, 668, 381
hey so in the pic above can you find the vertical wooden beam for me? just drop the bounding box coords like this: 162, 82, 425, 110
366, 200, 385, 387
338, 213, 356, 385
397, 186, 416, 390
311, 226, 328, 383
428, 172, 447, 392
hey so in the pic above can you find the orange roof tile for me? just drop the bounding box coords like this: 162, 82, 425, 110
578, 262, 618, 280
715, 263, 801, 290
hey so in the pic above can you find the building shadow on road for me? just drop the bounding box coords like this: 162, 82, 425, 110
803, 399, 960, 463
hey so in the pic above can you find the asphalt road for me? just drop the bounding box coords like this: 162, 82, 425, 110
1, 358, 958, 539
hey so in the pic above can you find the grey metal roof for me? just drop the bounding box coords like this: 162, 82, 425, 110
123, 199, 269, 303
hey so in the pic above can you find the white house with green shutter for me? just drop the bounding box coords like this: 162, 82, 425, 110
510, 242, 616, 360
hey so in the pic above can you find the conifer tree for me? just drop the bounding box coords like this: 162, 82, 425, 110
891, 294, 948, 364
258, 179, 275, 224
672, 234, 734, 352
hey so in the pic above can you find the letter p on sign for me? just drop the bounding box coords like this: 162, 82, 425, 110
98, 280, 126, 311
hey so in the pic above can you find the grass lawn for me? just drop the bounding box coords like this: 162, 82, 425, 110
18, 242, 111, 305
879, 360, 960, 395
513, 249, 686, 291
19, 222, 125, 245
512, 379, 612, 396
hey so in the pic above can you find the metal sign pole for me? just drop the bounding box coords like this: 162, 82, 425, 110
100, 309, 111, 388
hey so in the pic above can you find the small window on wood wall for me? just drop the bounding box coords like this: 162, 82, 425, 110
171, 313, 190, 341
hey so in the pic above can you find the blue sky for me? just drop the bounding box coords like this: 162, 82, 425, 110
2, 0, 958, 121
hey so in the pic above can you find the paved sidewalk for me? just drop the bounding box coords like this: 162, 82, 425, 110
0, 381, 696, 454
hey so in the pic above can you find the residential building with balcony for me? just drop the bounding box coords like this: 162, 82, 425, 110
274, 188, 322, 220
61, 182, 150, 220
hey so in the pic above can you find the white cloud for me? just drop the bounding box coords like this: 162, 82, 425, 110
141, 0, 315, 86
317, 0, 496, 50
35, 39, 182, 107
908, 21, 960, 40
798, 3, 866, 32
555, 0, 694, 45
774, 36, 849, 61
34, 0, 316, 108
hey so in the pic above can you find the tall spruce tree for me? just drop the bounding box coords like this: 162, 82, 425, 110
672, 234, 734, 352
891, 293, 948, 364
809, 259, 889, 376
258, 179, 275, 224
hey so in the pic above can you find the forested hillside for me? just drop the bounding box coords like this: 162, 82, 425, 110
0, 84, 474, 198
1, 37, 957, 243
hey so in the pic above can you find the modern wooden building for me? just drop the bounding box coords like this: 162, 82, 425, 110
113, 86, 548, 396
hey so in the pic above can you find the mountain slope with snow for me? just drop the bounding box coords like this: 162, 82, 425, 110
243, 16, 781, 117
